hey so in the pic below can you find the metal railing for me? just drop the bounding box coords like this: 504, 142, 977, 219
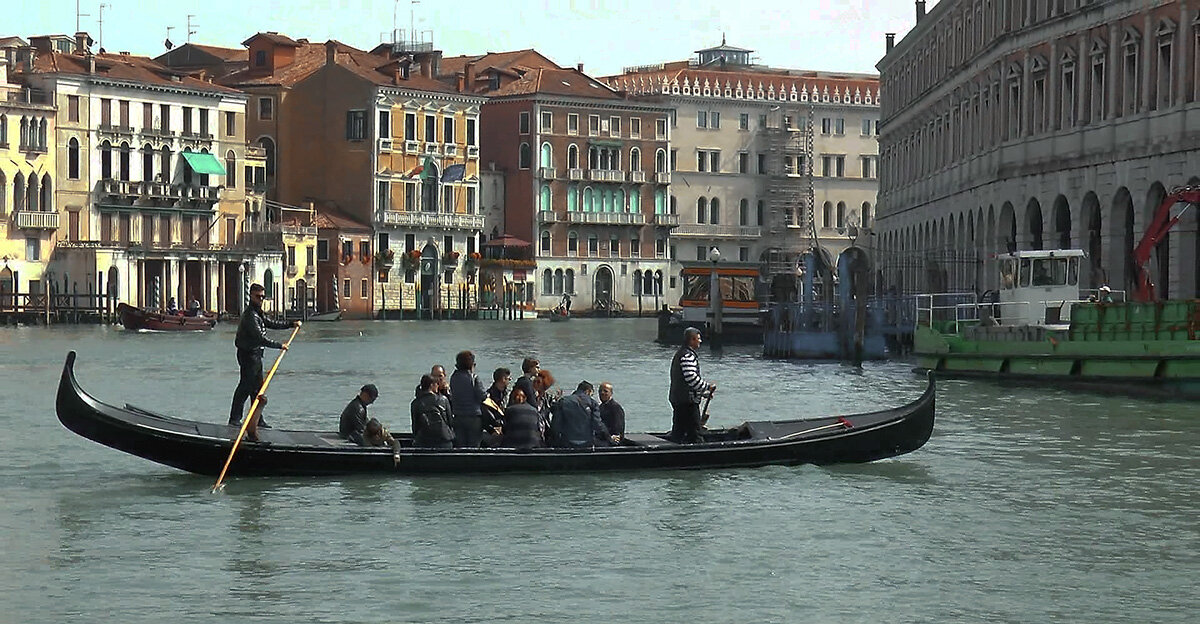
381, 210, 485, 229
566, 211, 646, 225
13, 211, 59, 229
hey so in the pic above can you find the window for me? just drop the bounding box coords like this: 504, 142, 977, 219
68, 138, 80, 179
68, 95, 79, 122
610, 236, 620, 258
739, 113, 749, 130
404, 113, 417, 140
541, 111, 553, 132
466, 118, 476, 146
346, 110, 366, 140
588, 235, 599, 256
630, 237, 639, 257
709, 151, 720, 172
697, 151, 707, 172
821, 117, 831, 134
255, 50, 267, 66
443, 116, 456, 143
540, 230, 551, 254
567, 113, 579, 135
739, 247, 749, 262
757, 153, 766, 174
377, 180, 390, 213
160, 104, 171, 132
822, 155, 832, 177
317, 239, 329, 261
835, 155, 845, 177
225, 111, 236, 136
425, 115, 436, 142
589, 115, 601, 136
710, 198, 720, 224
26, 238, 40, 261
738, 152, 748, 174
655, 118, 667, 139
697, 111, 708, 128
861, 118, 873, 136
758, 114, 767, 129
199, 108, 209, 136
834, 118, 845, 134
757, 200, 764, 226
710, 112, 720, 129
609, 116, 620, 137
258, 97, 273, 121
861, 156, 875, 179
568, 231, 578, 256
519, 142, 531, 169
696, 197, 707, 223
697, 245, 707, 261
226, 151, 237, 186
739, 199, 749, 225
630, 117, 641, 138
1123, 31, 1140, 115
630, 147, 641, 171
361, 278, 369, 299
343, 278, 351, 298
519, 111, 530, 134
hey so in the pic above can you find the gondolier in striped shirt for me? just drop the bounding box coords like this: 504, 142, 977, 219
668, 327, 716, 443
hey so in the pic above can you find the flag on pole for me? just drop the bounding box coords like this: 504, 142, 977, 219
403, 163, 424, 179
441, 163, 466, 183
419, 156, 436, 181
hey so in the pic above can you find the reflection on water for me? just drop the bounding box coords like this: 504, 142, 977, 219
1, 320, 1197, 623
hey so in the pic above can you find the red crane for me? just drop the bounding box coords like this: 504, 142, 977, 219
1130, 185, 1200, 302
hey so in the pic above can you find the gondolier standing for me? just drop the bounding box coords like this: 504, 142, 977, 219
668, 327, 716, 443
229, 283, 300, 427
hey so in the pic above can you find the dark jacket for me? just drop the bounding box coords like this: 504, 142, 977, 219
411, 390, 454, 447
669, 345, 709, 405
600, 398, 625, 440
339, 396, 369, 445
235, 304, 291, 353
550, 391, 607, 448
482, 384, 508, 429
500, 402, 543, 450
448, 369, 487, 417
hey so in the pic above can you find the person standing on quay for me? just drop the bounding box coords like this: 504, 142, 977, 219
228, 283, 299, 428
668, 327, 715, 443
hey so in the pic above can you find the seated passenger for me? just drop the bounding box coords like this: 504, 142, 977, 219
165, 297, 179, 315
549, 380, 608, 448
499, 387, 543, 450
411, 374, 454, 448
339, 384, 379, 445
188, 299, 202, 317
363, 417, 400, 454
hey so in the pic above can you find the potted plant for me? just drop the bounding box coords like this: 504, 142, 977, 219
442, 250, 461, 267
401, 249, 422, 271
463, 251, 481, 274
375, 248, 395, 269
341, 250, 353, 265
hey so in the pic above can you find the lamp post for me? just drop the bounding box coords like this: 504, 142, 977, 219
709, 246, 722, 350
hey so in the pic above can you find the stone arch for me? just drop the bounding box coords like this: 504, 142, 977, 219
1109, 187, 1134, 293
1025, 197, 1044, 250
998, 201, 1016, 252
1081, 192, 1102, 288
1051, 195, 1071, 249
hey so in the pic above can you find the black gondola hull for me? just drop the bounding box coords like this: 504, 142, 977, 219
56, 352, 935, 477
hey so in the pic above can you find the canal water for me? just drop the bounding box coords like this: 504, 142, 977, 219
1, 319, 1196, 623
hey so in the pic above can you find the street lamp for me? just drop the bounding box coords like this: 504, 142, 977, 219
708, 246, 722, 350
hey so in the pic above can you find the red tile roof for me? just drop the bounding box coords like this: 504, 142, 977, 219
439, 49, 560, 78
221, 40, 457, 94
241, 32, 302, 47
490, 67, 621, 99
24, 50, 242, 94
189, 44, 248, 62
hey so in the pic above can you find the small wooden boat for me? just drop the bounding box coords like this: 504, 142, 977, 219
547, 308, 570, 321
55, 351, 935, 476
117, 303, 216, 331
284, 308, 343, 322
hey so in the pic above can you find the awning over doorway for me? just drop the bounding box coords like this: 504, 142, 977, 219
181, 151, 226, 176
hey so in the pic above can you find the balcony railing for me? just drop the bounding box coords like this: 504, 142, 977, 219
672, 224, 762, 238
99, 178, 134, 196
405, 140, 421, 154
13, 210, 59, 230
286, 265, 298, 277
267, 223, 318, 236
443, 144, 458, 157
380, 210, 485, 230
98, 123, 134, 137
568, 168, 584, 180
304, 265, 317, 277
423, 142, 440, 155
245, 145, 267, 159
538, 210, 559, 223
466, 145, 479, 158
628, 171, 646, 183
378, 138, 394, 152
655, 172, 671, 184
538, 167, 556, 179
588, 169, 624, 182
653, 213, 679, 227
566, 211, 646, 225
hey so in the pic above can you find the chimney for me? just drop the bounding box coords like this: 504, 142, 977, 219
576, 62, 584, 73
886, 33, 896, 53
29, 36, 53, 53
0, 58, 7, 84
465, 61, 476, 88
916, 1, 926, 21
456, 72, 465, 92
88, 55, 96, 74
74, 31, 91, 54
324, 40, 337, 66
419, 57, 431, 78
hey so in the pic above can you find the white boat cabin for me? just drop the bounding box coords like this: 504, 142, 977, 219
995, 249, 1085, 326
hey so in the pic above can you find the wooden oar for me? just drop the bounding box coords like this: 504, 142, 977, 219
778, 417, 853, 440
699, 394, 713, 428
212, 324, 301, 493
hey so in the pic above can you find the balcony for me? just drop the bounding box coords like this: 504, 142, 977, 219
671, 224, 762, 238
380, 210, 485, 230
97, 123, 134, 138
568, 168, 584, 181
628, 171, 646, 183
423, 142, 440, 155
588, 169, 624, 182
98, 178, 135, 196
272, 223, 318, 237
378, 138, 394, 152
538, 210, 560, 223
304, 265, 317, 277
443, 144, 458, 157
13, 210, 59, 230
405, 140, 421, 154
566, 211, 646, 225
653, 213, 679, 227
537, 167, 557, 180
286, 265, 298, 277
466, 145, 479, 158
655, 172, 671, 184
245, 145, 267, 159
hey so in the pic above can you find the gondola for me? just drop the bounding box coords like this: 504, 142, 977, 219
117, 303, 216, 331
55, 351, 935, 476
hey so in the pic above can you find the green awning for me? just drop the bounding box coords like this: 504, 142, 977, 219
588, 139, 623, 148
181, 151, 226, 176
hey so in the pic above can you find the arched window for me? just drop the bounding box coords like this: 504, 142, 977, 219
601, 188, 611, 212
696, 197, 707, 224
100, 141, 113, 179
258, 136, 276, 177
141, 144, 154, 182
540, 183, 552, 211
615, 188, 625, 212
38, 119, 47, 149
565, 269, 575, 294
633, 269, 643, 295
198, 148, 212, 187
669, 194, 676, 214
630, 188, 640, 213
542, 269, 553, 295
118, 142, 132, 181
68, 138, 80, 180
553, 269, 564, 295
225, 150, 237, 187
630, 147, 641, 171
160, 146, 173, 183
655, 189, 666, 214
710, 198, 720, 224
739, 198, 749, 225
567, 185, 578, 212
655, 270, 664, 295
0, 171, 6, 214
836, 201, 846, 227
588, 146, 598, 169
567, 231, 578, 255
583, 186, 594, 212
26, 174, 38, 211
518, 142, 531, 169
822, 201, 833, 227
567, 144, 579, 169
540, 142, 552, 168
0, 114, 6, 146
264, 268, 275, 297
540, 230, 551, 254
13, 173, 25, 211
861, 201, 872, 227
643, 270, 654, 294
19, 117, 27, 148
40, 174, 52, 212
655, 149, 666, 172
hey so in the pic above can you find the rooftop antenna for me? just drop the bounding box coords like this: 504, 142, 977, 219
186, 14, 197, 43
164, 26, 175, 51
411, 0, 419, 43
97, 3, 110, 52
76, 0, 91, 34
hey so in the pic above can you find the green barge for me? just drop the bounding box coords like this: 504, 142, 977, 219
915, 250, 1200, 398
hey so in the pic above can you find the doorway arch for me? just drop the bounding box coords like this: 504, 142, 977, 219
593, 265, 614, 313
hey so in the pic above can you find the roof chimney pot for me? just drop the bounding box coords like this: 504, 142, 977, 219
916, 1, 926, 21
886, 33, 896, 53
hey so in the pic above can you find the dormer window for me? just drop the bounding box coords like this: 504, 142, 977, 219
489, 74, 500, 91
255, 50, 267, 67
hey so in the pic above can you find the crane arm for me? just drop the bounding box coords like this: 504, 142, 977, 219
1131, 186, 1200, 302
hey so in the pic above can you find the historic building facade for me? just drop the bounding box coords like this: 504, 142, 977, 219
18, 34, 279, 314
876, 0, 1200, 298
607, 42, 880, 295
0, 57, 57, 302
480, 65, 676, 314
